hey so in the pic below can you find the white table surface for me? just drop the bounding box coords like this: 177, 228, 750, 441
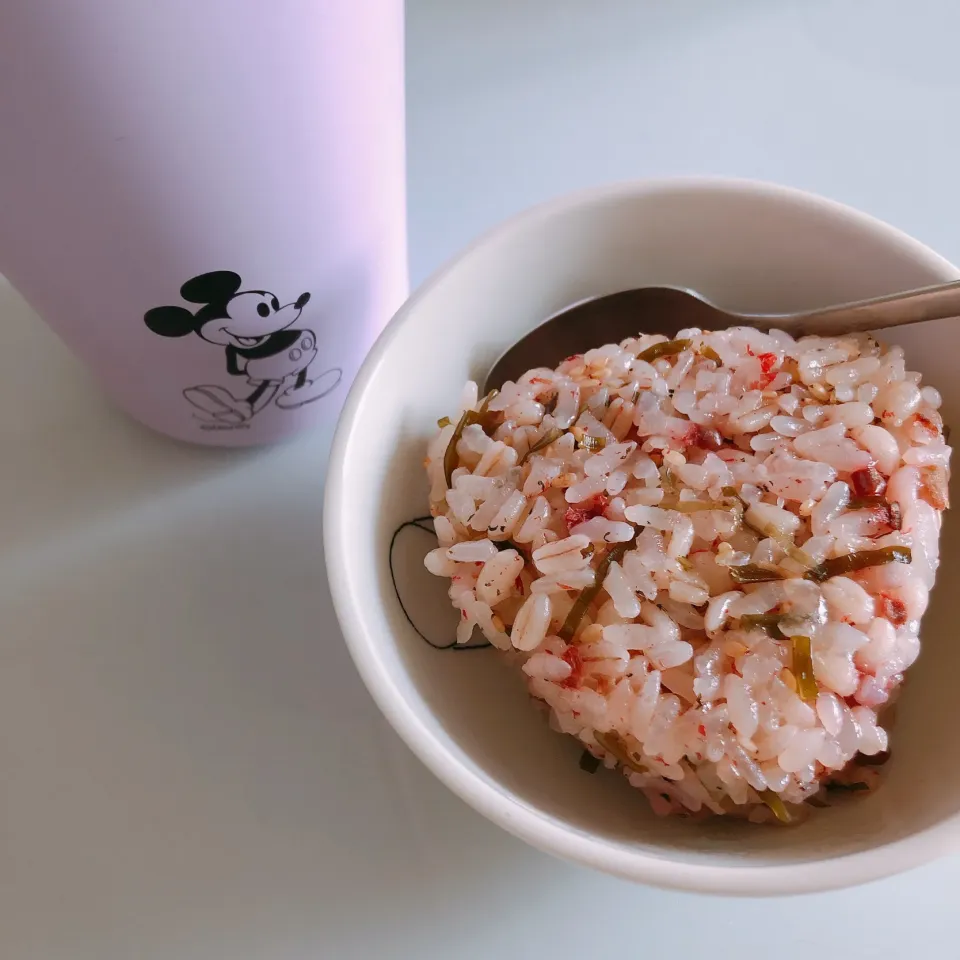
3, 1, 959, 957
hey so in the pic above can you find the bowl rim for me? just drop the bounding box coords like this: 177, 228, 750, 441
324, 175, 960, 896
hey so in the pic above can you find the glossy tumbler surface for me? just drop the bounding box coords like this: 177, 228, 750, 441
0, 0, 407, 444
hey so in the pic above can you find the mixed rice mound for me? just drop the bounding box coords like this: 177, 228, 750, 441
423, 327, 950, 822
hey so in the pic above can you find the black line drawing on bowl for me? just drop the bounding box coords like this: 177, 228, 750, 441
389, 516, 492, 652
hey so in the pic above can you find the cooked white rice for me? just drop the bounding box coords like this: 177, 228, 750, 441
423, 327, 951, 822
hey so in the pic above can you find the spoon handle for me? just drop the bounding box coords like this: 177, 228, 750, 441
784, 279, 960, 337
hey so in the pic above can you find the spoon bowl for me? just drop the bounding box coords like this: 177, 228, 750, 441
484, 280, 960, 392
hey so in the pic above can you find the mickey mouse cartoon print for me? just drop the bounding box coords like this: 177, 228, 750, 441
144, 271, 342, 426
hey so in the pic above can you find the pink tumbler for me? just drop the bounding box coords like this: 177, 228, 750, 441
0, 0, 407, 445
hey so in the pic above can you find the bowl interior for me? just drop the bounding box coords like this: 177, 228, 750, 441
331, 181, 960, 889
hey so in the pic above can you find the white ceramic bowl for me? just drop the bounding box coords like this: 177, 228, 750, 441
324, 178, 960, 895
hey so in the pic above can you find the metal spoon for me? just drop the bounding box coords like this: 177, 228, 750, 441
483, 280, 960, 393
